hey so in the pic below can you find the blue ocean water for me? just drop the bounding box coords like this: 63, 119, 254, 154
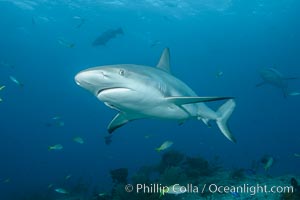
0, 0, 299, 199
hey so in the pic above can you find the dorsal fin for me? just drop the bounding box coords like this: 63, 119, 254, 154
156, 48, 170, 73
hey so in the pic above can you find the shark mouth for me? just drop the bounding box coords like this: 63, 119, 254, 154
97, 87, 131, 96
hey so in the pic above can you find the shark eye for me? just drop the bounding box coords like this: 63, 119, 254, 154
119, 69, 125, 76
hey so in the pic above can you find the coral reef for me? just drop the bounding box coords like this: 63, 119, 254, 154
183, 156, 212, 181
157, 150, 185, 173
159, 166, 188, 185
17, 151, 300, 200
281, 177, 300, 200
110, 168, 128, 184
230, 168, 246, 180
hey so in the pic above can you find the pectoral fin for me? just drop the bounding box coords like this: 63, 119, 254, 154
107, 112, 140, 133
165, 96, 232, 105
108, 113, 129, 133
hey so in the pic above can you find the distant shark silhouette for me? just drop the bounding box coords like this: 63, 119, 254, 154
92, 28, 124, 46
75, 48, 237, 142
256, 67, 298, 97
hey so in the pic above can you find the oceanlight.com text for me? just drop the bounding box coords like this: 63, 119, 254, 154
207, 183, 293, 195
124, 183, 294, 196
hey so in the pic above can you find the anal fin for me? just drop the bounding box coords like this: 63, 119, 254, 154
201, 118, 212, 128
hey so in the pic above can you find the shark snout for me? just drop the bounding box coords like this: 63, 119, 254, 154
75, 70, 96, 89
75, 72, 85, 86
75, 70, 96, 86
75, 69, 110, 95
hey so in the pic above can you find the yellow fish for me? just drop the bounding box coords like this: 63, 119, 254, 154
155, 141, 173, 152
65, 174, 72, 180
294, 153, 300, 157
54, 188, 69, 194
73, 137, 84, 144
48, 144, 63, 151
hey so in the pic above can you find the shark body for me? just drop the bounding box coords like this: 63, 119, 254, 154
257, 68, 298, 97
75, 48, 236, 142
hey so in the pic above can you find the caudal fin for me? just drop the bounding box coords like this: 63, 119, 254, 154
216, 99, 236, 143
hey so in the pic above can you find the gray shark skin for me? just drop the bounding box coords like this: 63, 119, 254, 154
75, 48, 237, 142
257, 68, 298, 97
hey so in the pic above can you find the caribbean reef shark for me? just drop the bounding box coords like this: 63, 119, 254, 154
75, 48, 237, 142
92, 28, 124, 46
256, 67, 298, 97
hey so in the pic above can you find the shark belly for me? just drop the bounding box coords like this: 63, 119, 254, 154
97, 87, 197, 120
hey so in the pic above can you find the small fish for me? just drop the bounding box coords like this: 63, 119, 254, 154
216, 71, 224, 78
57, 38, 75, 48
73, 16, 85, 29
261, 155, 274, 171
0, 86, 4, 102
294, 153, 300, 157
150, 40, 161, 48
54, 188, 69, 194
52, 116, 61, 120
155, 141, 173, 152
288, 91, 300, 96
9, 76, 24, 87
2, 178, 10, 183
65, 174, 72, 180
48, 144, 63, 151
46, 116, 64, 127
160, 184, 186, 197
48, 184, 54, 189
230, 191, 240, 198
73, 16, 81, 20
144, 135, 152, 139
73, 137, 84, 144
98, 192, 108, 197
